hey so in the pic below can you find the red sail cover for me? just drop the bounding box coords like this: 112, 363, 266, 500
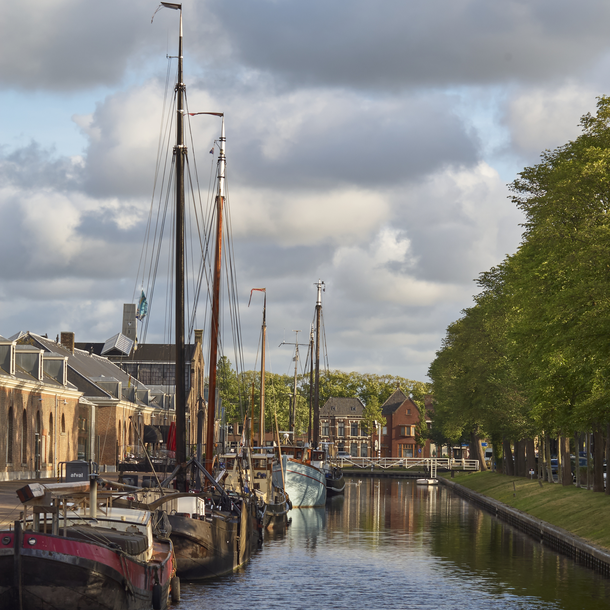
167, 421, 177, 451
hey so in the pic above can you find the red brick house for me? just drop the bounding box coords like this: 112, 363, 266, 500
373, 389, 432, 459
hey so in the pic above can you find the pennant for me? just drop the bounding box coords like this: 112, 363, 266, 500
136, 290, 148, 321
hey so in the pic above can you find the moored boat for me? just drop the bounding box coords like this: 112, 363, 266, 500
274, 446, 327, 508
139, 2, 261, 579
0, 479, 176, 610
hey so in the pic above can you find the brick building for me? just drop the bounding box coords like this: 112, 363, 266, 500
13, 331, 174, 472
319, 396, 370, 457
373, 389, 432, 459
0, 334, 82, 480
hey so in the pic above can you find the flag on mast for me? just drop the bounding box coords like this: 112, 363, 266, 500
136, 290, 148, 320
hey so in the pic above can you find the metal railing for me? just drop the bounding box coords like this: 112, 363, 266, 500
330, 456, 480, 471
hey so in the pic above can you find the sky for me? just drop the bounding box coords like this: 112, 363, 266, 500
2, 0, 610, 383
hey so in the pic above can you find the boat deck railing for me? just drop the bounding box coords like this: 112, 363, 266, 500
329, 457, 480, 471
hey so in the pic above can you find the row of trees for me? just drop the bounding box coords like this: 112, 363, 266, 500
428, 97, 610, 491
216, 355, 429, 438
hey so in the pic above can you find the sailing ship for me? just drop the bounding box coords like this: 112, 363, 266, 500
0, 479, 176, 610
117, 2, 260, 579
271, 280, 332, 508
245, 289, 291, 527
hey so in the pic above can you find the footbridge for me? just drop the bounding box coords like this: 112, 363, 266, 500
329, 457, 480, 474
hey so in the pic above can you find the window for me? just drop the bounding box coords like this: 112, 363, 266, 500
322, 422, 329, 436
22, 409, 28, 464
360, 444, 368, 457
407, 409, 411, 415
350, 443, 358, 457
338, 422, 345, 437
61, 413, 66, 434
399, 444, 414, 458
351, 406, 356, 411
48, 413, 53, 465
382, 426, 387, 436
400, 426, 413, 437
7, 407, 13, 464
351, 422, 359, 436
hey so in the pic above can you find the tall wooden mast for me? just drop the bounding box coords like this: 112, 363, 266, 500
249, 288, 267, 447
205, 116, 226, 470
313, 279, 324, 449
162, 1, 187, 468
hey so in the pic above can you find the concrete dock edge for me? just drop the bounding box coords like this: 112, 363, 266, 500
441, 477, 610, 577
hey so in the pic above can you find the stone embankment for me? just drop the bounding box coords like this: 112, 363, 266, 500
441, 477, 610, 577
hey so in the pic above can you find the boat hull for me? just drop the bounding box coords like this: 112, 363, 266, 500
0, 529, 174, 610
169, 497, 260, 580
274, 458, 327, 508
262, 500, 290, 529
325, 467, 345, 495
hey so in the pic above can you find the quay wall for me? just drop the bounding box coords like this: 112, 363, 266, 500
441, 477, 610, 578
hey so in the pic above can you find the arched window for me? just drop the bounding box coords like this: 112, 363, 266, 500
22, 409, 28, 464
49, 413, 54, 466
61, 413, 66, 434
7, 407, 13, 464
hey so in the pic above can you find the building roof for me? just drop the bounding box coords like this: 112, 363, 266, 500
381, 388, 409, 416
320, 396, 365, 416
75, 342, 195, 363
17, 332, 152, 404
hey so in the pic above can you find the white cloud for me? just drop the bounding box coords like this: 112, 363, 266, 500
507, 84, 599, 155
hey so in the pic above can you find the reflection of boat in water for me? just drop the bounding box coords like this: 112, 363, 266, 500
288, 507, 327, 539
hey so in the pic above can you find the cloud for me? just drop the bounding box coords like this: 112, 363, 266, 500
506, 84, 599, 157
202, 0, 610, 91
0, 0, 155, 91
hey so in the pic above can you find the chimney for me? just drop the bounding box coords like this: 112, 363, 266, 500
60, 332, 75, 354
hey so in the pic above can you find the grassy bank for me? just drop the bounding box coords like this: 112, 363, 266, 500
446, 471, 610, 550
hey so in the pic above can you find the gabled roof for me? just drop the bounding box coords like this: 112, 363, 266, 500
381, 388, 409, 416
17, 332, 148, 401
320, 396, 365, 416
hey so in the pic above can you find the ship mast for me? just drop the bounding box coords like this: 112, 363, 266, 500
162, 1, 187, 470
249, 289, 267, 447
313, 279, 324, 449
205, 116, 226, 470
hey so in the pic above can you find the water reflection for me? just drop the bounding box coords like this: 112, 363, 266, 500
177, 478, 610, 610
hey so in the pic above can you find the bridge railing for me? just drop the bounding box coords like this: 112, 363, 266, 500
330, 456, 479, 471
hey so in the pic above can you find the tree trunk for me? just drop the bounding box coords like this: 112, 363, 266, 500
503, 438, 514, 475
593, 429, 604, 493
525, 438, 536, 478
606, 425, 610, 496
586, 433, 592, 490
470, 430, 487, 471
515, 439, 527, 477
574, 432, 581, 488
560, 435, 571, 486
544, 434, 554, 482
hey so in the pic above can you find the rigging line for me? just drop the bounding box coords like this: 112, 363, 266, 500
142, 155, 175, 344
133, 58, 175, 304
320, 310, 330, 373
140, 91, 177, 343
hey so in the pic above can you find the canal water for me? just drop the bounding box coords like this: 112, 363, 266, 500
177, 478, 610, 609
